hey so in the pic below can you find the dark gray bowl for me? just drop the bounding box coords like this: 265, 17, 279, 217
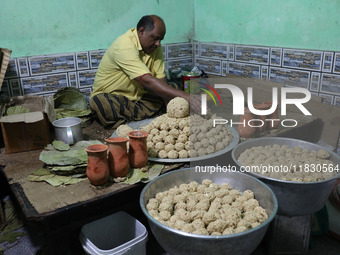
140, 168, 278, 255
232, 137, 340, 216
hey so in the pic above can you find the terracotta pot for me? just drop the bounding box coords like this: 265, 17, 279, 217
238, 108, 256, 138
263, 101, 280, 129
128, 131, 148, 168
105, 137, 130, 177
85, 144, 110, 186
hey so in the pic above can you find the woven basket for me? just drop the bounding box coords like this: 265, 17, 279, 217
0, 48, 12, 91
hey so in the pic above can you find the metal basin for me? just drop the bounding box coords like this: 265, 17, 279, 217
140, 168, 278, 255
231, 137, 340, 216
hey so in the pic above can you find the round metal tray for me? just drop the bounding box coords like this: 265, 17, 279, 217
112, 117, 239, 163
231, 137, 340, 216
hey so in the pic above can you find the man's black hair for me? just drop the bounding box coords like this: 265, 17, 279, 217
137, 15, 155, 32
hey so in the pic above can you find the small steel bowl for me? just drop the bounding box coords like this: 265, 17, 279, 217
232, 137, 340, 216
140, 168, 278, 255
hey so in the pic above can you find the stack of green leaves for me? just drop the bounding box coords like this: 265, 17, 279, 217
27, 140, 102, 186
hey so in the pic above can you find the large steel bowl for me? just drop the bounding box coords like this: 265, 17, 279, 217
231, 137, 340, 216
140, 168, 278, 255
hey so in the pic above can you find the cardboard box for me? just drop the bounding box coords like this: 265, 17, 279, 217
0, 95, 56, 154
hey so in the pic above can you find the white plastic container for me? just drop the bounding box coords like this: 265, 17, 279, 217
79, 211, 148, 255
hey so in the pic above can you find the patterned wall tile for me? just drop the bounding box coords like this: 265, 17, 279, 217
194, 42, 200, 58
322, 52, 333, 72
68, 72, 78, 87
228, 62, 260, 78
270, 48, 282, 66
222, 61, 228, 76
235, 45, 269, 64
78, 69, 97, 88
261, 66, 269, 80
320, 73, 340, 96
0, 80, 11, 97
333, 53, 340, 74
17, 58, 30, 77
76, 52, 90, 70
229, 45, 234, 61
282, 49, 322, 71
167, 43, 193, 59
200, 43, 228, 60
4, 59, 18, 78
269, 67, 310, 88
9, 79, 22, 96
167, 58, 194, 71
335, 96, 340, 107
29, 54, 76, 76
162, 45, 167, 60
318, 93, 334, 105
195, 58, 221, 75
310, 72, 321, 92
21, 73, 68, 95
89, 50, 106, 69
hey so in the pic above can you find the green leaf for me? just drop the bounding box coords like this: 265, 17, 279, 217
52, 140, 70, 151
124, 169, 149, 185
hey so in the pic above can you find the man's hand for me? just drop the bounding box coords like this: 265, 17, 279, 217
136, 74, 201, 114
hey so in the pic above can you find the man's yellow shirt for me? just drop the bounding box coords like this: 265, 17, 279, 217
91, 28, 165, 101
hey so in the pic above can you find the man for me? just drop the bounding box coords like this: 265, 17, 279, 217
90, 15, 200, 128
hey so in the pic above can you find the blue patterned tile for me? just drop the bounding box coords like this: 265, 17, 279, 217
89, 50, 106, 69
222, 61, 228, 76
195, 58, 221, 75
4, 59, 18, 78
228, 62, 260, 78
269, 67, 310, 88
235, 45, 269, 64
318, 93, 334, 105
335, 96, 340, 107
320, 73, 340, 96
167, 58, 194, 71
310, 72, 321, 92
9, 79, 22, 96
282, 49, 322, 71
78, 69, 97, 88
322, 52, 333, 72
68, 72, 78, 87
76, 52, 90, 70
261, 66, 269, 80
270, 48, 282, 66
162, 45, 166, 60
17, 58, 30, 77
21, 73, 68, 95
200, 43, 228, 60
0, 80, 11, 97
333, 53, 340, 74
194, 42, 200, 58
229, 45, 234, 61
29, 54, 76, 75
167, 43, 193, 59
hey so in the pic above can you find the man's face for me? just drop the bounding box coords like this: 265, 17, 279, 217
138, 19, 165, 54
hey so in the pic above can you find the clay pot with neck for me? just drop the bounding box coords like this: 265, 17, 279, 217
105, 137, 130, 177
85, 144, 110, 186
238, 108, 256, 138
128, 131, 148, 168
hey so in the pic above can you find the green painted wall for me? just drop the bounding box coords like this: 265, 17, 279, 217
0, 0, 194, 58
2, 0, 340, 58
194, 0, 340, 51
